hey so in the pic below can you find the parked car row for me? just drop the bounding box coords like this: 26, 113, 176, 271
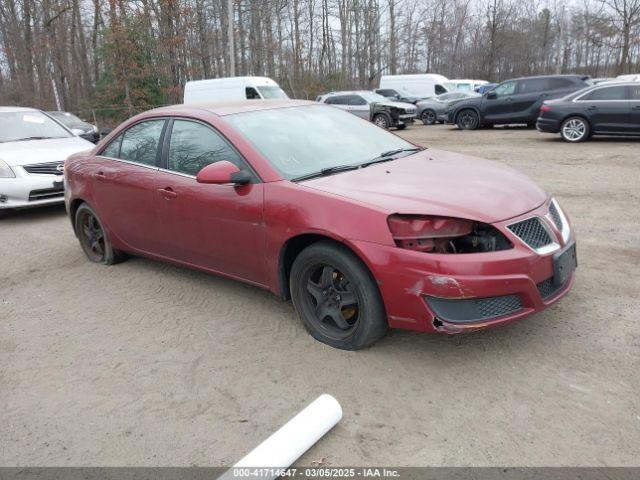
440, 74, 640, 141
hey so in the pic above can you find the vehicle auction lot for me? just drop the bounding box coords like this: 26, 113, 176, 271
1, 125, 639, 467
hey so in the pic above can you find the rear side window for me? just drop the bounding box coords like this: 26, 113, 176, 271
101, 136, 122, 158
326, 95, 349, 105
629, 85, 640, 100
581, 86, 628, 101
119, 120, 165, 166
348, 95, 367, 106
549, 78, 575, 90
167, 120, 243, 176
518, 78, 549, 93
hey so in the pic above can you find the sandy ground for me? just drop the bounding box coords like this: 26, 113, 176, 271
1, 125, 639, 467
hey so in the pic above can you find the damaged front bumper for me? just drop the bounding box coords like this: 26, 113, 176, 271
351, 202, 576, 333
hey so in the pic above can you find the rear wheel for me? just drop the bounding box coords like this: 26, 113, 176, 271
290, 242, 388, 350
560, 116, 590, 142
456, 109, 479, 130
421, 109, 437, 125
373, 113, 390, 129
75, 203, 125, 265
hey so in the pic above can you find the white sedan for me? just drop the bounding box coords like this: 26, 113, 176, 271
0, 107, 95, 215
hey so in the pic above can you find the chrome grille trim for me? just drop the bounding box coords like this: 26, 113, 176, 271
23, 161, 64, 176
549, 198, 570, 244
506, 217, 558, 253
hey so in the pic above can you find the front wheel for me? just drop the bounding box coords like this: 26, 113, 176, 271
560, 116, 590, 142
372, 113, 390, 129
421, 109, 437, 125
290, 242, 388, 350
456, 109, 480, 130
75, 203, 125, 265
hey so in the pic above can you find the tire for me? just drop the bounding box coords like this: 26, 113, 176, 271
456, 109, 480, 130
74, 203, 125, 265
290, 241, 388, 350
0, 209, 9, 219
373, 113, 390, 129
560, 116, 590, 142
421, 109, 437, 125
396, 124, 407, 130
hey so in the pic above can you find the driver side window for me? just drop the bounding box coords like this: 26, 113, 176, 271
167, 120, 243, 176
493, 81, 516, 97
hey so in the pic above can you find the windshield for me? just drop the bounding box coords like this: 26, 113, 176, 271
225, 105, 414, 180
360, 92, 390, 103
257, 86, 289, 99
0, 111, 72, 143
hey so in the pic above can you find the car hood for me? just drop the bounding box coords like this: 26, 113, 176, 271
301, 150, 547, 223
65, 120, 95, 131
450, 96, 483, 109
0, 137, 95, 166
378, 100, 416, 110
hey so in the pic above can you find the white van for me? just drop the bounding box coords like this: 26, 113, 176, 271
616, 74, 640, 82
445, 79, 489, 92
183, 76, 289, 103
379, 74, 451, 98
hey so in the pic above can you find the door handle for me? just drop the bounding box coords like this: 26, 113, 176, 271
586, 105, 597, 111
157, 187, 177, 200
633, 105, 640, 110
93, 171, 106, 181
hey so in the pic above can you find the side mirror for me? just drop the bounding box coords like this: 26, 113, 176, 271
486, 91, 497, 100
196, 161, 251, 185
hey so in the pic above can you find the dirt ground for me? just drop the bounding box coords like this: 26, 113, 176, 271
1, 125, 639, 467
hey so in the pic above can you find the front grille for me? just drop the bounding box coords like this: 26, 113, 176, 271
426, 294, 523, 324
28, 187, 64, 201
23, 161, 64, 176
548, 202, 563, 231
507, 217, 553, 249
537, 276, 568, 300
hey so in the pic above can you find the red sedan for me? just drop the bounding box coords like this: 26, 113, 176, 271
65, 100, 576, 350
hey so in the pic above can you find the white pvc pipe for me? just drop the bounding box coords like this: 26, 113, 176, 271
220, 394, 342, 480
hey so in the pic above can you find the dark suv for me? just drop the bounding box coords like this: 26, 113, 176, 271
446, 75, 591, 130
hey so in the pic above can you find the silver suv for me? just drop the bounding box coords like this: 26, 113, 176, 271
316, 91, 417, 129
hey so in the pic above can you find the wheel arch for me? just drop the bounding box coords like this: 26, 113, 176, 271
454, 106, 482, 125
562, 113, 591, 127
372, 111, 392, 126
277, 233, 377, 301
68, 198, 88, 235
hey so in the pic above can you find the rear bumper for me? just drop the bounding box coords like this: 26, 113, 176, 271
536, 117, 561, 133
0, 167, 65, 210
351, 202, 576, 333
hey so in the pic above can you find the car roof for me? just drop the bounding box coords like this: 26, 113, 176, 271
506, 74, 587, 82
322, 90, 376, 96
0, 106, 40, 113
149, 99, 317, 117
